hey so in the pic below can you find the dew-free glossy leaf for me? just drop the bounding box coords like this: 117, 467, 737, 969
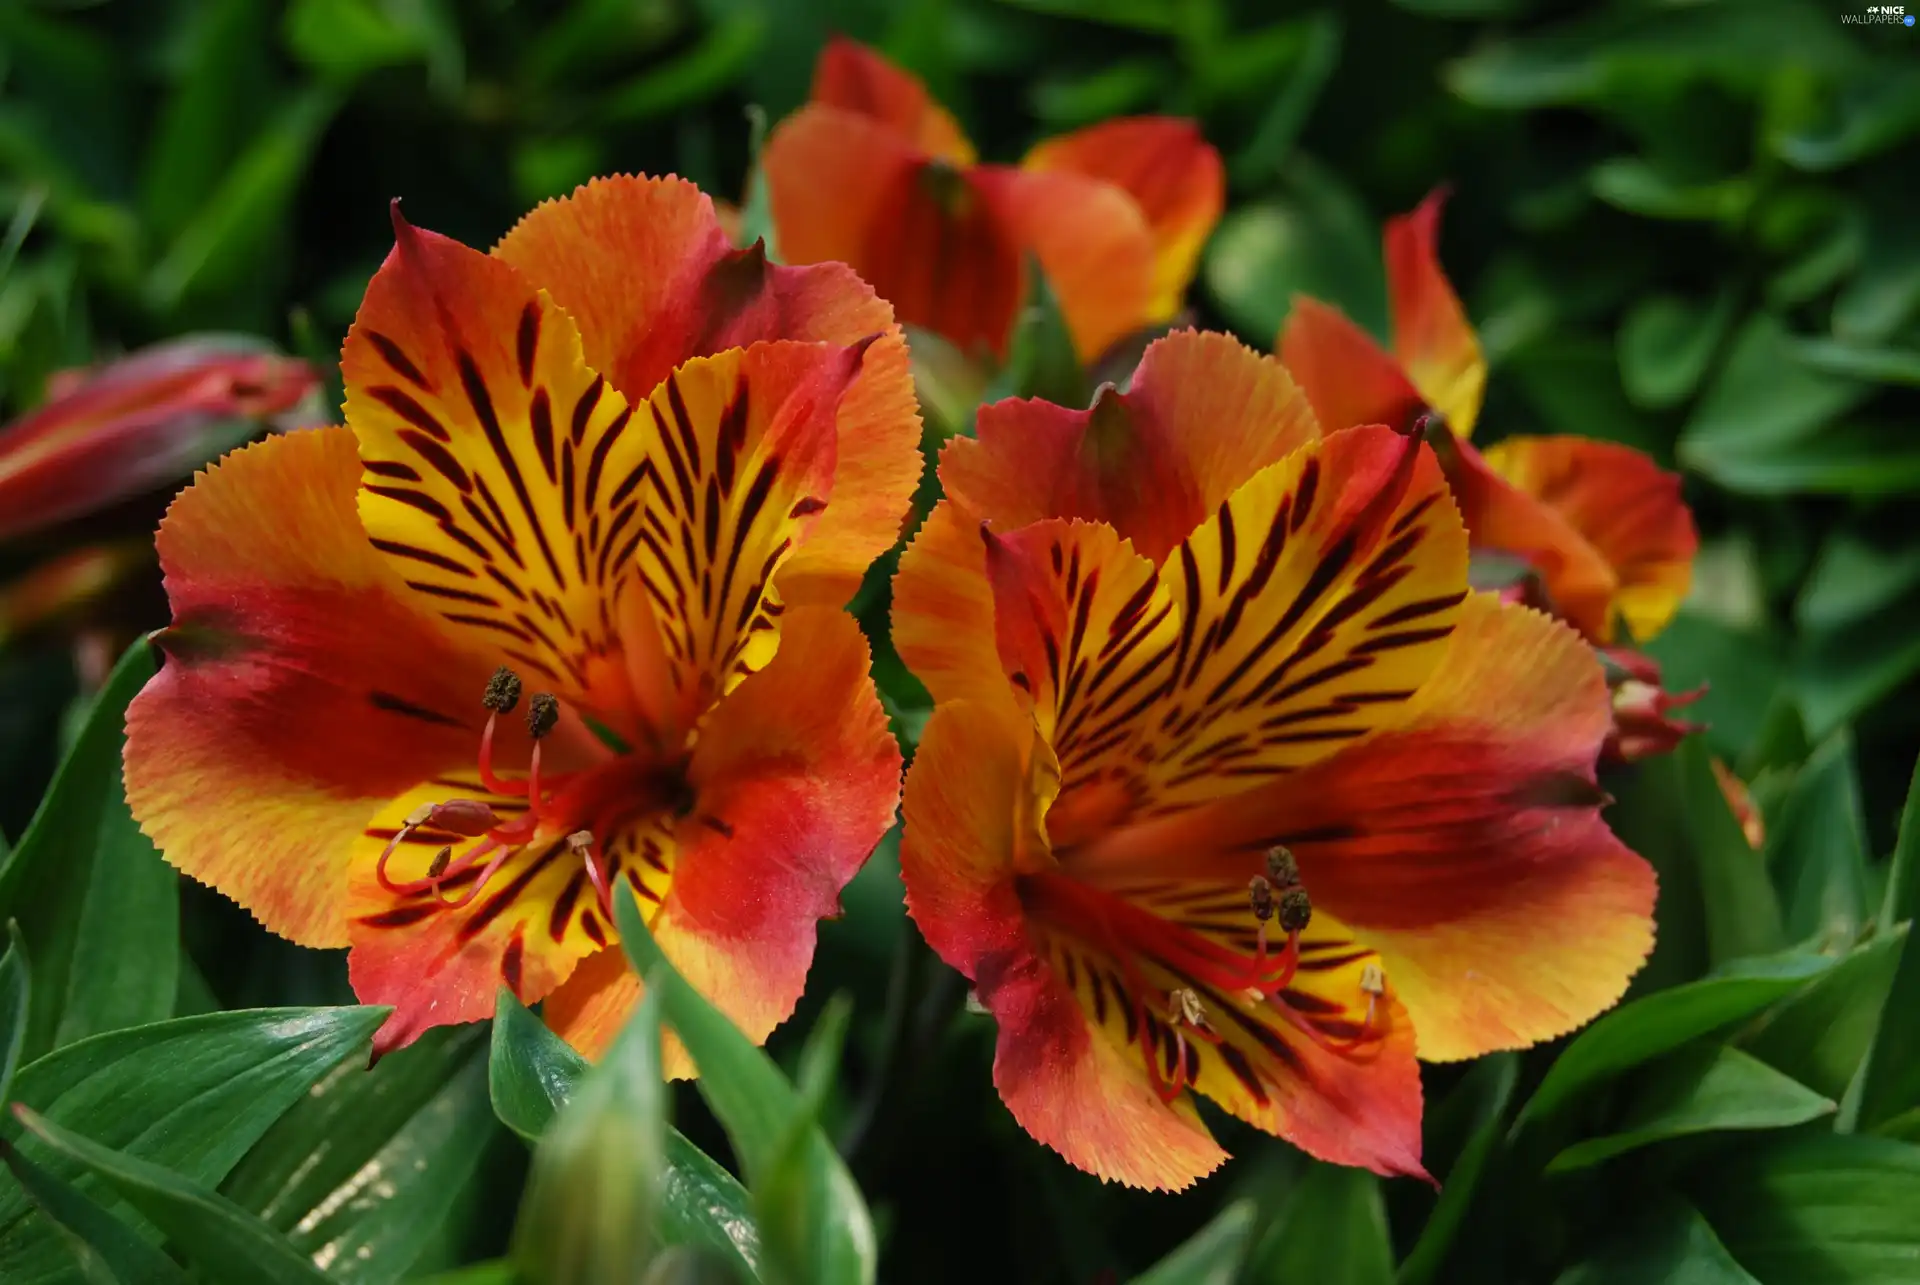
0, 642, 174, 1060
1547, 1046, 1834, 1173
1618, 291, 1735, 409
222, 1025, 494, 1283
1745, 930, 1906, 1106
1398, 1055, 1518, 1285
487, 990, 760, 1276
1553, 1198, 1759, 1285
1698, 1133, 1920, 1284
0, 1139, 190, 1285
0, 1006, 386, 1283
616, 889, 874, 1285
1245, 1163, 1393, 1285
1516, 953, 1831, 1132
15, 1106, 333, 1284
1766, 734, 1870, 948
0, 923, 27, 1108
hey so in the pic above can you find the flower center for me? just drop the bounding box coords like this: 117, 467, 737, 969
1022, 848, 1384, 1104
373, 666, 684, 920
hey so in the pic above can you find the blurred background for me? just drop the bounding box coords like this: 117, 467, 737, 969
3, 0, 1919, 1280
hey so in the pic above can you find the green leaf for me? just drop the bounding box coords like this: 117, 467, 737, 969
615, 889, 875, 1285
14, 1107, 332, 1284
487, 991, 760, 1276
988, 0, 1188, 33
221, 1026, 494, 1284
489, 988, 591, 1143
1617, 291, 1735, 410
1697, 1133, 1920, 1284
1129, 1200, 1252, 1285
0, 924, 27, 1108
1856, 928, 1920, 1137
1639, 614, 1787, 765
0, 1139, 190, 1285
406, 1263, 516, 1285
1743, 930, 1906, 1106
1229, 15, 1342, 185
1245, 1163, 1393, 1285
1554, 1198, 1759, 1285
1794, 599, 1920, 739
596, 13, 766, 125
0, 1006, 386, 1283
1885, 753, 1920, 929
1679, 314, 1877, 496
1765, 734, 1870, 949
1397, 1055, 1518, 1285
1516, 953, 1832, 1132
990, 261, 1085, 410
1590, 158, 1752, 224
1796, 534, 1920, 635
0, 642, 175, 1060
1791, 338, 1920, 387
514, 983, 666, 1285
1547, 1046, 1834, 1173
1771, 66, 1920, 172
144, 87, 341, 312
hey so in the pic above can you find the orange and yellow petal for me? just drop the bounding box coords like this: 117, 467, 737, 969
541, 946, 642, 1062
810, 36, 975, 166
1480, 436, 1696, 643
901, 698, 1224, 1190
765, 106, 1024, 358
492, 175, 922, 608
942, 330, 1320, 563
1434, 432, 1620, 643
981, 164, 1158, 363
344, 208, 643, 715
1278, 296, 1427, 435
891, 499, 1006, 709
1139, 425, 1467, 809
124, 428, 495, 949
1102, 594, 1653, 1063
1023, 117, 1223, 321
1384, 190, 1485, 438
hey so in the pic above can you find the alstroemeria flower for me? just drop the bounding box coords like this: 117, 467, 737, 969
124, 176, 920, 1058
763, 37, 1223, 362
0, 337, 318, 542
1279, 190, 1698, 753
892, 329, 1656, 1188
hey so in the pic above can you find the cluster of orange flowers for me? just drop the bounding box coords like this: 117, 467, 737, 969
2, 40, 1708, 1187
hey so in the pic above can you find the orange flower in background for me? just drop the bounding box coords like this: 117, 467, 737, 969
0, 336, 317, 543
893, 330, 1655, 1188
124, 176, 920, 1058
764, 37, 1223, 363
1280, 189, 1699, 756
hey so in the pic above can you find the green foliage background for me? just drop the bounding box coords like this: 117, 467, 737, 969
2, 0, 1920, 1282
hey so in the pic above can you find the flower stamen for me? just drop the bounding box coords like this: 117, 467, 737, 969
478, 667, 526, 797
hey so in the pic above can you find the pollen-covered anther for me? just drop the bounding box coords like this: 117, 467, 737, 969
1266, 845, 1300, 889
1248, 874, 1274, 922
427, 846, 452, 879
1277, 887, 1312, 934
526, 693, 560, 740
482, 666, 523, 713
567, 828, 613, 918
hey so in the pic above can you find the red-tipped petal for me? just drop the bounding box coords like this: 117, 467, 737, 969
1278, 297, 1426, 435
1385, 190, 1485, 438
124, 428, 497, 949
901, 697, 1226, 1190
1024, 117, 1224, 321
547, 606, 901, 1063
944, 329, 1321, 563
492, 175, 922, 607
812, 36, 975, 165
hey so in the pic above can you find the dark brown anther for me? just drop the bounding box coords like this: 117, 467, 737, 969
1248, 875, 1274, 922
483, 666, 522, 713
526, 692, 560, 740
427, 846, 452, 879
1278, 887, 1313, 934
1266, 846, 1300, 889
